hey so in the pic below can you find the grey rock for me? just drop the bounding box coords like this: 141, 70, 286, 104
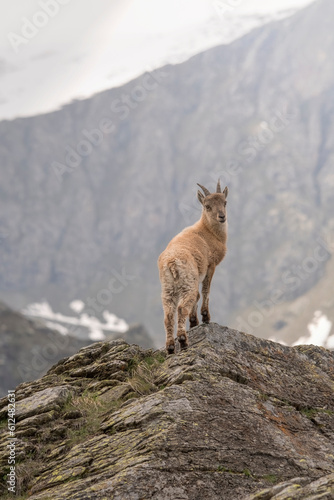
14, 386, 71, 421
246, 473, 334, 499
0, 324, 333, 499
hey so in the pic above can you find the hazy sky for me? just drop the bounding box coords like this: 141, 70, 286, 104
0, 0, 317, 119
0, 0, 317, 36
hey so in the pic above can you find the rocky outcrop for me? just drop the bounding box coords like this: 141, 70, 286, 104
0, 324, 333, 499
246, 474, 334, 499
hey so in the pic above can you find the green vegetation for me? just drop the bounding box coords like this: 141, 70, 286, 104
127, 352, 166, 396
127, 356, 140, 375
300, 408, 318, 419
216, 465, 253, 478
299, 407, 333, 420
65, 392, 118, 446
263, 474, 278, 484
217, 465, 228, 472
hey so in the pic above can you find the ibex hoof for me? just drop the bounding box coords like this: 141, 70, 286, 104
202, 312, 210, 324
167, 344, 175, 355
189, 318, 199, 328
178, 335, 188, 350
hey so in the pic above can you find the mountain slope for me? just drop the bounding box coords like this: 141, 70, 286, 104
239, 256, 334, 347
0, 302, 154, 397
0, 324, 333, 499
0, 0, 333, 344
0, 301, 85, 397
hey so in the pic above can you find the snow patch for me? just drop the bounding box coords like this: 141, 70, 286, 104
45, 321, 69, 336
292, 311, 333, 348
69, 300, 85, 314
22, 300, 128, 341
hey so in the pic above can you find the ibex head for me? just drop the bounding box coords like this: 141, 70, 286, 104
197, 180, 228, 225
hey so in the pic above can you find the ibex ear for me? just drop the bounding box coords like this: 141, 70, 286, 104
223, 186, 229, 198
197, 190, 205, 205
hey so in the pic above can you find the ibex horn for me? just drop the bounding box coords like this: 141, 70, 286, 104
216, 179, 221, 193
197, 183, 211, 197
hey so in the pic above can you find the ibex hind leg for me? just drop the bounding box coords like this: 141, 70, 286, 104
201, 267, 214, 323
177, 291, 198, 350
163, 301, 177, 355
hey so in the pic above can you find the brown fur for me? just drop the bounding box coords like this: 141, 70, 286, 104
158, 181, 228, 354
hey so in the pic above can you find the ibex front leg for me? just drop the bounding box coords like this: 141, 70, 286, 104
201, 265, 215, 324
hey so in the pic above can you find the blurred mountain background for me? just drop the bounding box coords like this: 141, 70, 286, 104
0, 301, 152, 397
0, 0, 333, 361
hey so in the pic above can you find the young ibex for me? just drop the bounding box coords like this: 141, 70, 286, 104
158, 180, 228, 354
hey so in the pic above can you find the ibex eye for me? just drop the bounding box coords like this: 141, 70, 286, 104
205, 205, 211, 211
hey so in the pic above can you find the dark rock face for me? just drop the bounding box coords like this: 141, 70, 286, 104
0, 324, 333, 499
